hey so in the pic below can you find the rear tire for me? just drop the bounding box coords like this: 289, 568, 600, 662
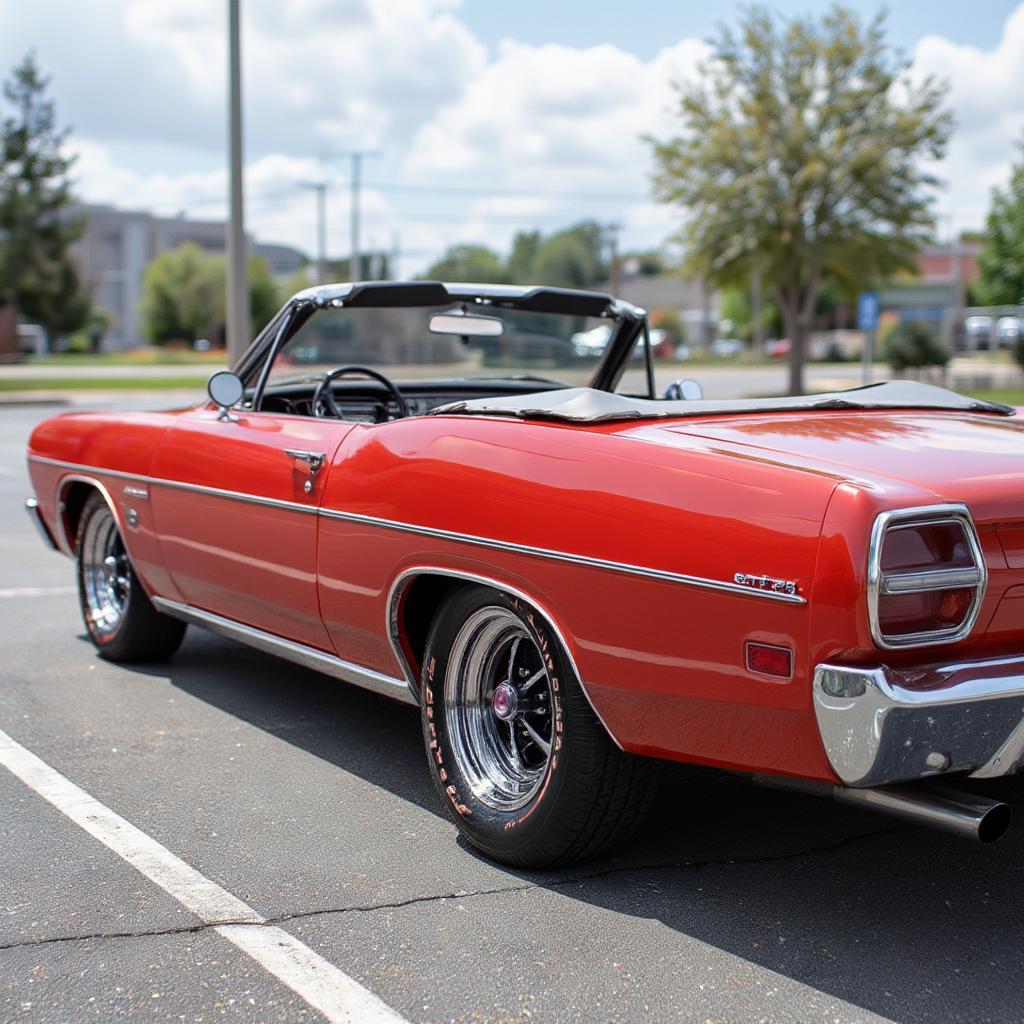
76, 491, 186, 663
421, 584, 656, 868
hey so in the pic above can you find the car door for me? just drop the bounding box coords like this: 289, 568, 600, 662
151, 406, 354, 650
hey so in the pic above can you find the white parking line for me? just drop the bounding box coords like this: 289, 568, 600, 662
0, 586, 76, 598
0, 727, 410, 1024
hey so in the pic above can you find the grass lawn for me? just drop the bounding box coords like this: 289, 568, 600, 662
26, 350, 225, 367
0, 376, 205, 392
968, 389, 1024, 406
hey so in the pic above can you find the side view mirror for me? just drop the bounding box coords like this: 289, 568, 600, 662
664, 378, 704, 401
207, 370, 245, 421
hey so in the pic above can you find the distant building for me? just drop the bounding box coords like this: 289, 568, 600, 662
599, 272, 718, 345
879, 239, 982, 339
69, 203, 307, 349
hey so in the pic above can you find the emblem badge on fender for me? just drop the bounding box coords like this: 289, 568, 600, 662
734, 572, 799, 596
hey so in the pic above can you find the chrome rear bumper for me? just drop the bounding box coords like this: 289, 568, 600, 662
25, 497, 59, 551
814, 657, 1024, 787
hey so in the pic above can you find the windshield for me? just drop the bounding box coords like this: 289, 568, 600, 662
263, 304, 618, 386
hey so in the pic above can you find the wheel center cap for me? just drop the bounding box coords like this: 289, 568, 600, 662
492, 682, 518, 721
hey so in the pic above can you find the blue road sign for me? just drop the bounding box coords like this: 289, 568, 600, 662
857, 292, 880, 333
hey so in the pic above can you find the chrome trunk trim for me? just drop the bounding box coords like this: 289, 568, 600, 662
151, 597, 415, 705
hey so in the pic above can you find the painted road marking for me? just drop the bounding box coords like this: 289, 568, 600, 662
0, 586, 76, 598
0, 727, 410, 1024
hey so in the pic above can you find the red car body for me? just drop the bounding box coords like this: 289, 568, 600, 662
24, 282, 1024, 848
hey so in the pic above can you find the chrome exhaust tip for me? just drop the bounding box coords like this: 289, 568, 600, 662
833, 784, 1012, 844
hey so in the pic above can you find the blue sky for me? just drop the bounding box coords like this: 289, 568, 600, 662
1, 1, 1023, 271
461, 1, 1020, 58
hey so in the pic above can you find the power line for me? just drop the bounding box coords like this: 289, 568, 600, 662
363, 181, 648, 202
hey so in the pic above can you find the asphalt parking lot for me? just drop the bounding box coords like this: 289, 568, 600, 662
3, 402, 1024, 1024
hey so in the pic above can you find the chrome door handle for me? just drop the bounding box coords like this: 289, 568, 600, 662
284, 449, 326, 475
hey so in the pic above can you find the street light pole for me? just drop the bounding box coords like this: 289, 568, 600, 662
226, 0, 250, 362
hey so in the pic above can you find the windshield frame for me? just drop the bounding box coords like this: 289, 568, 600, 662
232, 281, 648, 411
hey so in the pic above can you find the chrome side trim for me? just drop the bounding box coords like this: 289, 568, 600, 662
323, 508, 806, 603
29, 455, 317, 516
151, 597, 415, 705
813, 658, 1024, 787
866, 503, 987, 650
29, 455, 806, 604
25, 498, 59, 551
385, 566, 624, 748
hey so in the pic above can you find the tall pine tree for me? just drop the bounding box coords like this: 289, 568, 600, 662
0, 54, 90, 353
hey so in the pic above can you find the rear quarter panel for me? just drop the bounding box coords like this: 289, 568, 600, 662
317, 414, 842, 780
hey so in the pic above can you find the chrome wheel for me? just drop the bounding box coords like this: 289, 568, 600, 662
80, 504, 131, 638
445, 606, 554, 811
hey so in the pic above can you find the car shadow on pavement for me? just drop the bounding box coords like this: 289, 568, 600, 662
151, 628, 1024, 1024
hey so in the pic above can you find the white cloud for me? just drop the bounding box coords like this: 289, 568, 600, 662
913, 5, 1024, 232
4, 1, 1024, 270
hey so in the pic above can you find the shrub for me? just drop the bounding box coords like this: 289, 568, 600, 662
885, 321, 949, 372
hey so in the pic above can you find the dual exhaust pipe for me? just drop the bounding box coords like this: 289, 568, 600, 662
757, 776, 1013, 843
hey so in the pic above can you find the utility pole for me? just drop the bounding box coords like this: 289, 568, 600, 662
299, 181, 328, 284
390, 232, 401, 280
607, 223, 622, 296
226, 0, 250, 362
339, 149, 378, 281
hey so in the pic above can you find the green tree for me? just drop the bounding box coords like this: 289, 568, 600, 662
533, 232, 596, 289
536, 221, 609, 287
0, 53, 91, 350
506, 230, 542, 284
424, 244, 507, 283
648, 5, 952, 394
977, 139, 1024, 307
246, 254, 281, 333
141, 243, 278, 346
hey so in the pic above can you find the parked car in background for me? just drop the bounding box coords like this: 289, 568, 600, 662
997, 316, 1022, 347
571, 323, 612, 360
711, 338, 744, 358
766, 338, 791, 359
25, 280, 1024, 867
965, 315, 995, 350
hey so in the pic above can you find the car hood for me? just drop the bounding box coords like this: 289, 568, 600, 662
657, 409, 1024, 521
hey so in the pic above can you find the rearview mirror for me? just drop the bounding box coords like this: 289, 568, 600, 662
207, 370, 244, 421
429, 312, 505, 338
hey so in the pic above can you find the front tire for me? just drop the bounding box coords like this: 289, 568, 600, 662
421, 585, 656, 868
76, 491, 186, 663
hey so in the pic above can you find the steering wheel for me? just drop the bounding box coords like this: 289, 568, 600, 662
312, 365, 410, 421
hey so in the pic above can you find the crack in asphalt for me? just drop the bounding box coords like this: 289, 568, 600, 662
0, 824, 900, 953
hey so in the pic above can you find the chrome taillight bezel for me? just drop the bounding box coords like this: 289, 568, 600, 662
867, 503, 987, 650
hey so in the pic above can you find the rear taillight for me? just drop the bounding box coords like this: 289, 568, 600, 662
867, 505, 986, 649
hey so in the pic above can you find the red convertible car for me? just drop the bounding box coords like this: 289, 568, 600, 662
25, 281, 1024, 865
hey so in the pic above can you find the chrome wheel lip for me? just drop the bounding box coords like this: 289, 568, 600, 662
445, 606, 555, 812
80, 505, 130, 639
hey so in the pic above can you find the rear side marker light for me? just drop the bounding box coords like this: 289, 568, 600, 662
746, 642, 793, 679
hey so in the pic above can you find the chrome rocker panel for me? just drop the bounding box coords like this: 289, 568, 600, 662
814, 657, 1024, 787
152, 597, 416, 706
